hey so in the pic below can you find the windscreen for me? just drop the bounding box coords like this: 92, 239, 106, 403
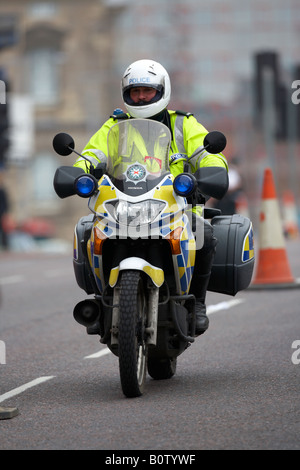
106, 119, 171, 195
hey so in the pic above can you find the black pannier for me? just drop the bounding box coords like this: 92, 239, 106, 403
208, 214, 255, 296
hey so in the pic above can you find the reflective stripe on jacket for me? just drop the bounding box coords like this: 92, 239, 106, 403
73, 110, 228, 176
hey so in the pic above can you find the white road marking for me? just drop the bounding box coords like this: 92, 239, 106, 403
0, 376, 55, 404
0, 270, 71, 285
0, 300, 246, 404
207, 298, 245, 314
43, 270, 71, 278
0, 275, 24, 285
84, 349, 111, 359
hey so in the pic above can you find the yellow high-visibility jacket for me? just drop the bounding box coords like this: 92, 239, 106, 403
74, 110, 228, 177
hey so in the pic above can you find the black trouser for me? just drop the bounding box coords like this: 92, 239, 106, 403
189, 219, 217, 302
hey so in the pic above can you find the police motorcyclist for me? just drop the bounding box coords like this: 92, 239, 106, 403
74, 59, 228, 336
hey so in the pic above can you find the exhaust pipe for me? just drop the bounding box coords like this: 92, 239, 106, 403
73, 299, 100, 327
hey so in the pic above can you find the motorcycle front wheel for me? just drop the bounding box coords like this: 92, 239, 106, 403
118, 270, 148, 398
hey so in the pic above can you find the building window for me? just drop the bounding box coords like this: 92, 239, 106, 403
32, 152, 58, 202
27, 2, 58, 19
27, 48, 60, 106
24, 24, 64, 107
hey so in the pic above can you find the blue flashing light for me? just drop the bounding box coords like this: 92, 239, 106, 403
173, 174, 196, 197
74, 175, 97, 198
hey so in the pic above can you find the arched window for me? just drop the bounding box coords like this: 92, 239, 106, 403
28, 47, 60, 105
32, 152, 59, 203
24, 25, 64, 106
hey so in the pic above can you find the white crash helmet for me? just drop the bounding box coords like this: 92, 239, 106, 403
121, 59, 171, 118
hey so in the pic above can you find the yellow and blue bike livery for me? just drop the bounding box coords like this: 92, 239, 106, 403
53, 119, 254, 398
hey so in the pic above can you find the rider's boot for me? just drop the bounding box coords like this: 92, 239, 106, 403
194, 272, 211, 335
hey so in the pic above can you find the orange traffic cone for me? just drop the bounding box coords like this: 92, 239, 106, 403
282, 190, 300, 239
251, 167, 299, 289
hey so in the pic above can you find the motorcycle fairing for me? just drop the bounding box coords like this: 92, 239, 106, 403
88, 174, 184, 221
173, 214, 196, 295
86, 172, 197, 296
86, 240, 104, 293
73, 226, 78, 260
86, 216, 196, 296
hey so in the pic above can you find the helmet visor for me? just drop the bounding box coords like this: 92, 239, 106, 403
123, 84, 163, 106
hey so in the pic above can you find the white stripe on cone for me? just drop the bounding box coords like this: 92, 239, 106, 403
259, 199, 286, 249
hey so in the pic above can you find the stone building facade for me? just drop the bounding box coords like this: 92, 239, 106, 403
0, 0, 125, 241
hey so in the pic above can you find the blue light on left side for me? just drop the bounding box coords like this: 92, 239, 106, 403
74, 175, 97, 197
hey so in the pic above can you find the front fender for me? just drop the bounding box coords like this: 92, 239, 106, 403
109, 257, 164, 288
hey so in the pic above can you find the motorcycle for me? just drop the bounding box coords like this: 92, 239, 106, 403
53, 119, 254, 398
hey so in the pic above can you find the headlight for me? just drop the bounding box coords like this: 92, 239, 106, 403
113, 200, 166, 226
173, 174, 197, 197
74, 175, 97, 198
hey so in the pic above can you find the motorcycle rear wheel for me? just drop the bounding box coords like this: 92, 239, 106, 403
147, 357, 177, 380
118, 270, 148, 398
